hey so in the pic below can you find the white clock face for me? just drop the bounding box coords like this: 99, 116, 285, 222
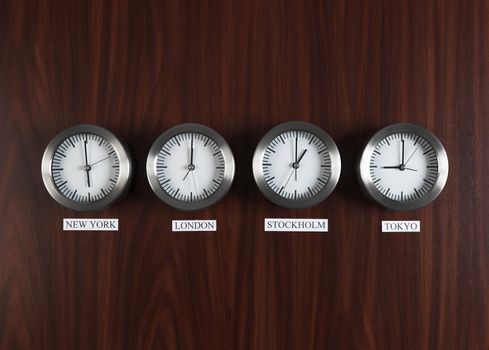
253, 121, 341, 208
369, 132, 438, 202
358, 123, 448, 211
51, 133, 120, 202
155, 132, 225, 202
262, 130, 331, 200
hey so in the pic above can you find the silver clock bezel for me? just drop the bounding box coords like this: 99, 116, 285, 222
146, 123, 235, 211
252, 121, 342, 209
41, 124, 133, 211
357, 123, 449, 211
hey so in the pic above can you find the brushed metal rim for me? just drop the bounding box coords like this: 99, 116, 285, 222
41, 124, 133, 211
357, 123, 449, 211
252, 121, 341, 208
146, 123, 235, 211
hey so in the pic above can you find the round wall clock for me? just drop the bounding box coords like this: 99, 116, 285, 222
252, 121, 341, 208
41, 124, 133, 211
146, 124, 235, 211
357, 123, 449, 211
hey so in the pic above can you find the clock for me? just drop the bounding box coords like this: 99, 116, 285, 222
41, 124, 133, 211
252, 121, 341, 208
357, 123, 449, 211
146, 124, 235, 211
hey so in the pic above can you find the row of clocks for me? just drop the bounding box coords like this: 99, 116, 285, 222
41, 122, 449, 212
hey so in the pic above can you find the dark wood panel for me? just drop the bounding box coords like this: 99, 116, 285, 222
0, 0, 488, 349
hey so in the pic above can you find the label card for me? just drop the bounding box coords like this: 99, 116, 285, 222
63, 218, 119, 231
382, 220, 420, 232
264, 218, 328, 232
172, 220, 217, 232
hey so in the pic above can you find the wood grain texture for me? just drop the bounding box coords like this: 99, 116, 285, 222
0, 0, 488, 349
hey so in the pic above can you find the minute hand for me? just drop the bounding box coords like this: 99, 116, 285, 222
190, 134, 194, 165
401, 139, 405, 165
294, 133, 298, 181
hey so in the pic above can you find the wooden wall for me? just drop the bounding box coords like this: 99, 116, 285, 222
0, 0, 488, 349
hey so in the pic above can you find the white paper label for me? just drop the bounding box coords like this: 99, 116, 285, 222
264, 218, 328, 232
172, 220, 217, 232
63, 218, 119, 231
382, 220, 420, 232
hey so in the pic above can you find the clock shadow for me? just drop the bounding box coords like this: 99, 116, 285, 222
227, 127, 263, 203
334, 127, 377, 207
120, 128, 158, 206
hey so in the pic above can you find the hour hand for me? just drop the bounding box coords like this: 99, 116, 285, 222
381, 165, 417, 172
85, 169, 91, 187
292, 149, 307, 182
296, 149, 307, 164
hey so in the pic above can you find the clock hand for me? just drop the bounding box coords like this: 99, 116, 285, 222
296, 149, 307, 164
280, 149, 308, 189
289, 149, 308, 184
295, 132, 298, 162
294, 132, 298, 181
190, 133, 194, 166
85, 169, 91, 187
404, 144, 420, 166
89, 155, 111, 167
381, 165, 418, 171
182, 168, 191, 181
283, 168, 295, 189
190, 171, 199, 195
401, 138, 405, 165
83, 139, 91, 187
183, 134, 196, 181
